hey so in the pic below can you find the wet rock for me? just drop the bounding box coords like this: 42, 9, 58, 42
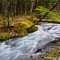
30, 52, 42, 60
58, 58, 60, 60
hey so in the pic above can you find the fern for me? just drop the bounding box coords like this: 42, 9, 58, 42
35, 6, 60, 22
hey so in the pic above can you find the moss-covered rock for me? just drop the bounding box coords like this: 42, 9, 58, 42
0, 18, 38, 41
27, 26, 38, 33
13, 23, 26, 32
13, 23, 28, 37
13, 20, 38, 36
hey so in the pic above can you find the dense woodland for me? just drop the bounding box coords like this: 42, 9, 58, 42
0, 0, 60, 17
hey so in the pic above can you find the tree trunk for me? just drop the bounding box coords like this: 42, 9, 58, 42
2, 0, 5, 26
30, 0, 35, 13
11, 4, 14, 22
14, 0, 17, 17
36, 0, 39, 5
21, 6, 23, 14
25, 4, 27, 14
7, 1, 10, 29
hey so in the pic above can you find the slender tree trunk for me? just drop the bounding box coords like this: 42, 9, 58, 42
25, 4, 27, 14
5, 0, 8, 17
7, 1, 10, 29
30, 0, 35, 13
2, 0, 5, 26
11, 4, 14, 22
21, 6, 23, 14
14, 0, 17, 17
36, 0, 39, 5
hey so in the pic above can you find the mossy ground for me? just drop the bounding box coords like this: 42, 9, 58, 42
0, 15, 38, 41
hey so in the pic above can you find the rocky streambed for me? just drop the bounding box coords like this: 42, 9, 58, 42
0, 23, 60, 60
36, 39, 60, 60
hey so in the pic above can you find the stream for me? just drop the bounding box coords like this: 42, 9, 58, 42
0, 23, 60, 60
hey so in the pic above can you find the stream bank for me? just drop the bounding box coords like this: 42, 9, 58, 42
0, 23, 60, 60
0, 18, 38, 41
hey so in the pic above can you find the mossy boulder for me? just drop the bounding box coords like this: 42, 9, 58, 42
0, 19, 38, 41
13, 20, 38, 36
13, 23, 28, 37
27, 26, 38, 33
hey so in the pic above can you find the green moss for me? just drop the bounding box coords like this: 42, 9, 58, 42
47, 53, 55, 58
0, 18, 38, 41
13, 23, 28, 37
13, 20, 38, 36
46, 50, 58, 58
0, 33, 10, 41
19, 29, 28, 37
27, 26, 38, 33
14, 23, 26, 32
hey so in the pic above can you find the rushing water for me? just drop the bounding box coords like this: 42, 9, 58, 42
0, 23, 60, 60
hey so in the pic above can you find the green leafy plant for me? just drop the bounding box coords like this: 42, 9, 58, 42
35, 6, 60, 22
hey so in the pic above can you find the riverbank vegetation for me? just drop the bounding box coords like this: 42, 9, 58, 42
35, 6, 60, 23
0, 16, 38, 41
0, 0, 60, 41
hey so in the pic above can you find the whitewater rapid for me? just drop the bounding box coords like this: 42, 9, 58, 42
0, 23, 60, 60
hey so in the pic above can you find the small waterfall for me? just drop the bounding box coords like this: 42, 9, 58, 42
0, 23, 60, 60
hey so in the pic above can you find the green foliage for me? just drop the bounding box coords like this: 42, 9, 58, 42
14, 23, 26, 33
46, 50, 58, 58
35, 6, 60, 22
14, 23, 28, 37
13, 20, 38, 35
27, 26, 38, 33
35, 6, 49, 15
47, 52, 56, 58
0, 33, 10, 41
48, 12, 60, 22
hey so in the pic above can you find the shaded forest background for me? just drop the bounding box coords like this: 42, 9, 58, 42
0, 0, 60, 26
0, 0, 60, 17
